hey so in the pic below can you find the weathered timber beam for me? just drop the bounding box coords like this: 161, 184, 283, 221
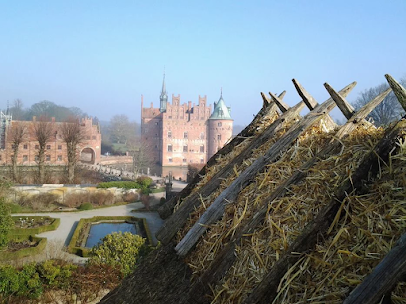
175, 82, 356, 257
187, 85, 388, 304
293, 79, 337, 129
157, 92, 281, 219
343, 232, 406, 304
269, 91, 290, 113
261, 91, 286, 112
324, 82, 356, 119
292, 78, 318, 110
156, 100, 305, 244
243, 118, 406, 304
385, 74, 406, 111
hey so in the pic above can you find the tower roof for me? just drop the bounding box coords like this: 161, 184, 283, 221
161, 73, 167, 96
209, 92, 232, 120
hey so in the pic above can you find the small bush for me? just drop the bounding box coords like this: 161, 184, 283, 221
64, 192, 90, 208
89, 232, 145, 276
89, 191, 115, 206
122, 192, 139, 203
16, 193, 59, 211
78, 202, 93, 211
136, 176, 153, 188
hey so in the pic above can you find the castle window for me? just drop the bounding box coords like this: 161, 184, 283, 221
184, 132, 188, 139
57, 155, 62, 161
200, 133, 205, 140
183, 158, 187, 163
46, 145, 51, 150
218, 122, 222, 127
0, 155, 2, 161
46, 155, 51, 161
169, 158, 173, 163
201, 158, 204, 164
23, 155, 28, 162
35, 155, 39, 162
58, 145, 62, 150
87, 136, 91, 140
183, 145, 188, 152
168, 131, 172, 138
35, 145, 39, 150
92, 136, 96, 140
200, 145, 205, 153
23, 144, 28, 149
168, 145, 173, 152
217, 134, 222, 141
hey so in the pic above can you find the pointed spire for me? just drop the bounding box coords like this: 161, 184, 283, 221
160, 70, 168, 113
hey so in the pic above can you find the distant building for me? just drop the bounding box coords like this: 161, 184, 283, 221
141, 74, 233, 167
0, 111, 101, 165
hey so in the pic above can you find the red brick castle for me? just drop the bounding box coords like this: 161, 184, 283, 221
141, 74, 233, 166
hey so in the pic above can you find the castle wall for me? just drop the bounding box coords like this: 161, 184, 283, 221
141, 94, 232, 167
161, 95, 211, 166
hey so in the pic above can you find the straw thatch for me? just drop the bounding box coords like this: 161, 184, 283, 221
100, 75, 406, 304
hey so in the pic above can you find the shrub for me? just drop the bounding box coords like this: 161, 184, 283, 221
89, 191, 115, 206
78, 202, 93, 210
15, 192, 59, 211
97, 181, 141, 189
64, 192, 90, 208
136, 176, 153, 188
18, 263, 43, 298
37, 260, 76, 289
122, 192, 139, 203
0, 199, 13, 248
89, 232, 146, 276
0, 265, 20, 296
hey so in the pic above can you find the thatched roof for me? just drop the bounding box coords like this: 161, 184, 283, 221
100, 74, 406, 304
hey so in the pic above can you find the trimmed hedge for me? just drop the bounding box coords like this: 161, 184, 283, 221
10, 216, 60, 236
97, 181, 141, 189
0, 235, 47, 261
67, 216, 152, 257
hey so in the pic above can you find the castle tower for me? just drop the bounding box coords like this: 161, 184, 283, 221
159, 73, 168, 113
207, 91, 233, 160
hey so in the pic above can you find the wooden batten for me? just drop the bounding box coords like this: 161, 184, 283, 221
385, 73, 406, 111
244, 118, 406, 304
175, 82, 356, 257
342, 232, 406, 304
324, 82, 356, 119
268, 91, 290, 113
187, 82, 388, 303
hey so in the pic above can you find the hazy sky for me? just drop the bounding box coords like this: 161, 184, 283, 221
1, 1, 405, 126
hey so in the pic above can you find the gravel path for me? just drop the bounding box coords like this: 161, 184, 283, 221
13, 201, 164, 264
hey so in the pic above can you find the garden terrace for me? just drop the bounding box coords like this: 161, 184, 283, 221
99, 75, 406, 304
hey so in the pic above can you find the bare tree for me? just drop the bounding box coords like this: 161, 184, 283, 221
61, 118, 85, 183
10, 99, 25, 120
353, 78, 406, 126
8, 122, 27, 181
32, 117, 54, 183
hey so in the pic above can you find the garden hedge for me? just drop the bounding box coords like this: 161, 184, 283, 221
10, 216, 60, 236
0, 235, 47, 261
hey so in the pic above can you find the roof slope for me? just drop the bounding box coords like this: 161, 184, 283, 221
100, 75, 406, 304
